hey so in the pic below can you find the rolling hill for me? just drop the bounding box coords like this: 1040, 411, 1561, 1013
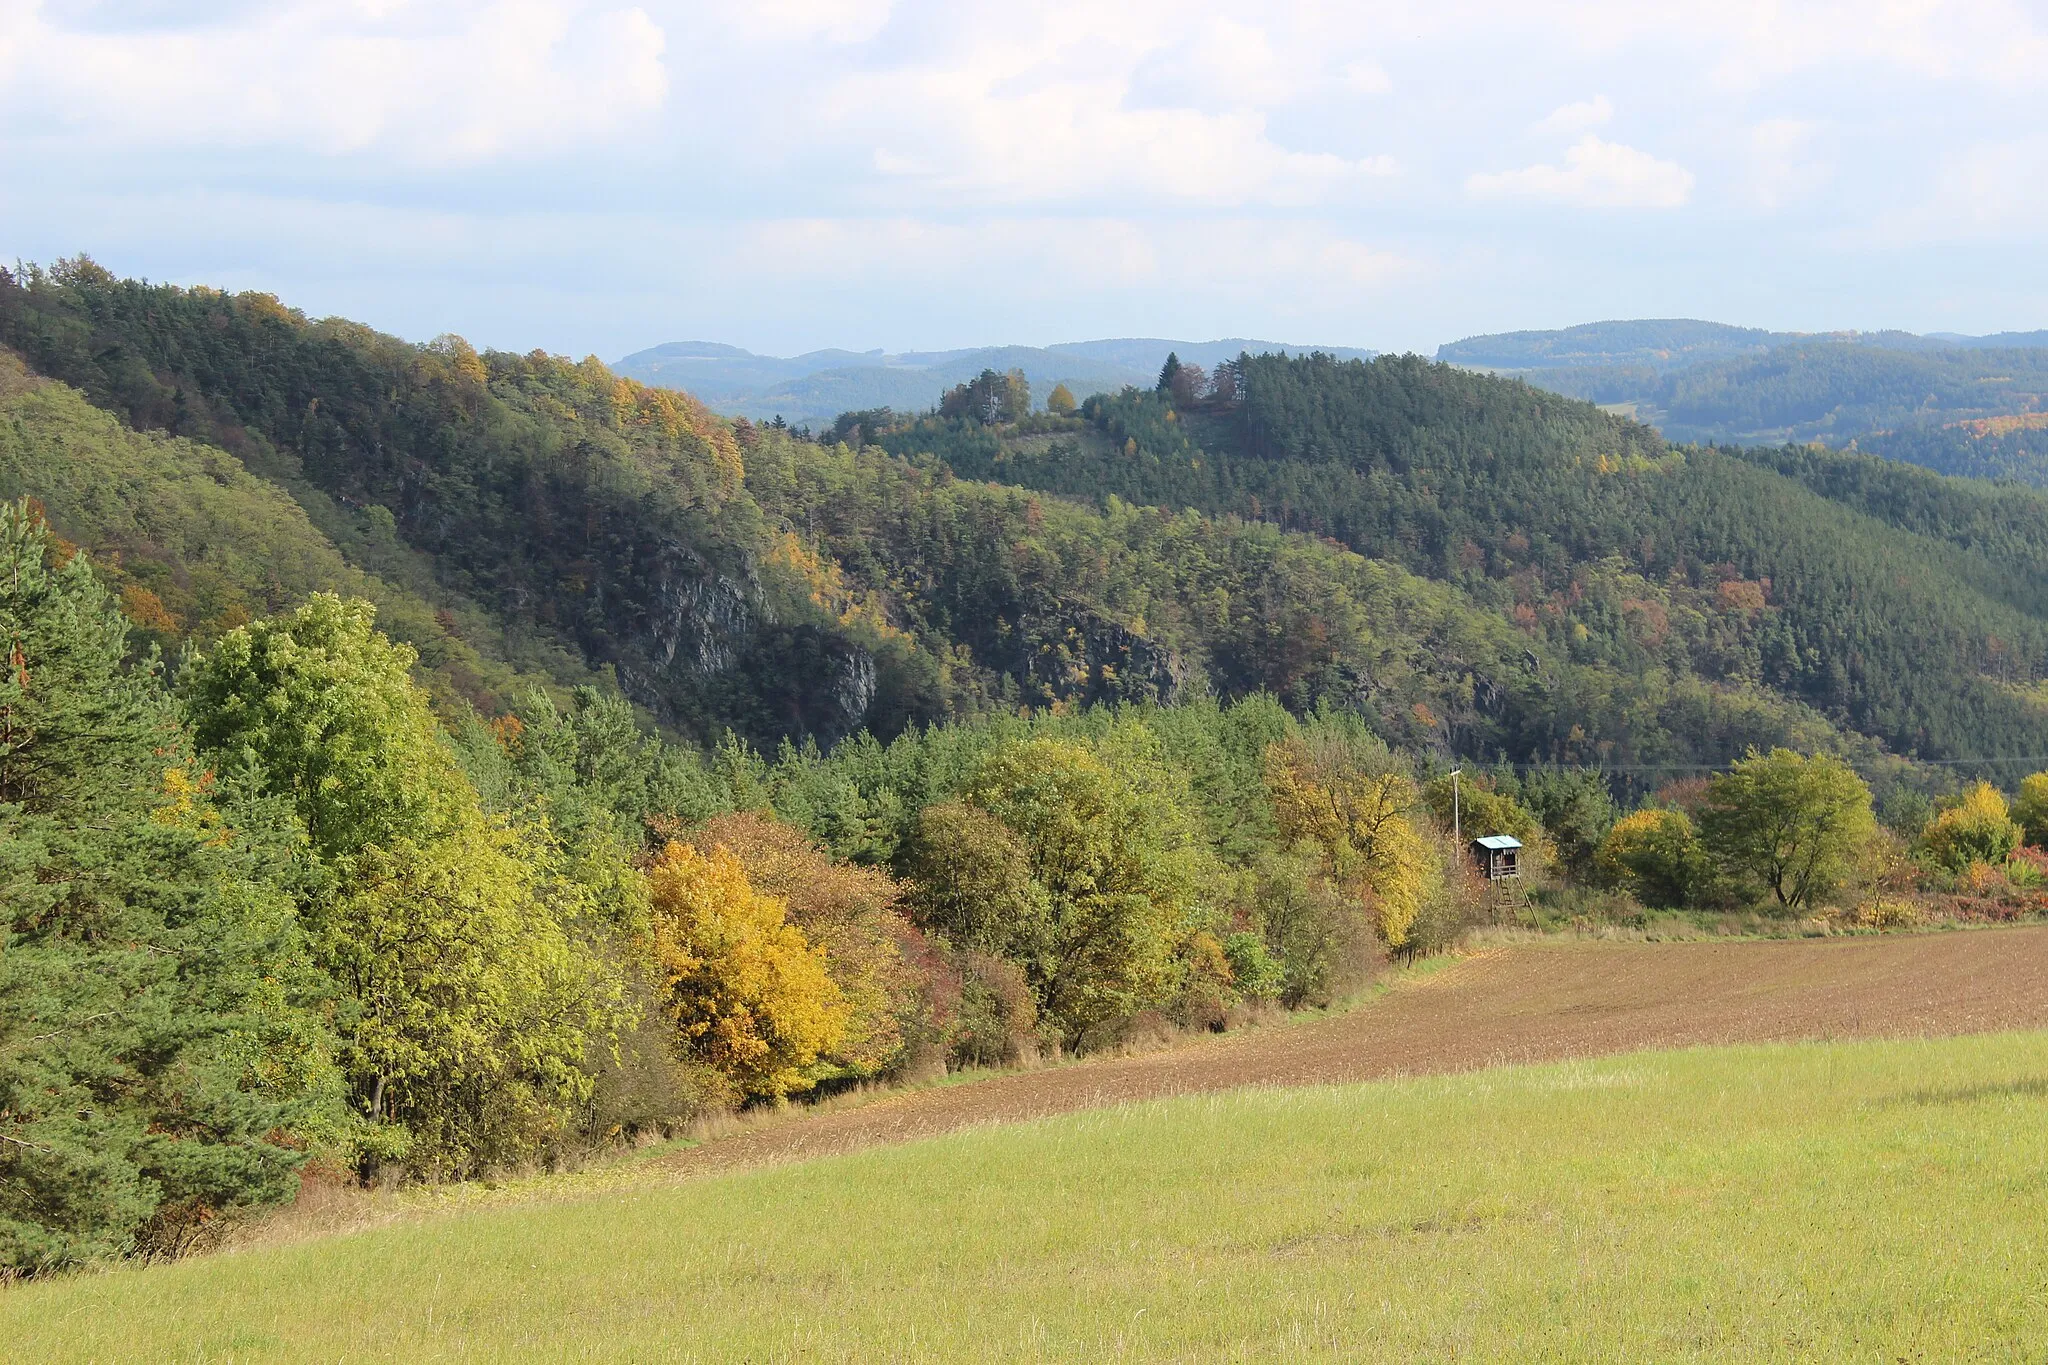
880, 352, 2048, 769
12, 260, 2048, 787
1439, 319, 2048, 484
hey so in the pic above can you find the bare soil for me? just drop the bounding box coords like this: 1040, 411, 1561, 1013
656, 925, 2048, 1178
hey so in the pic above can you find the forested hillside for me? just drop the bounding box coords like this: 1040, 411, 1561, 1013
0, 261, 1826, 770
16, 261, 2043, 778
1443, 321, 2048, 484
887, 352, 2048, 769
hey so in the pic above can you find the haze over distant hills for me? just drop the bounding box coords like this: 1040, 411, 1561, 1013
1435, 318, 2048, 482
613, 338, 1378, 426
1437, 319, 2048, 374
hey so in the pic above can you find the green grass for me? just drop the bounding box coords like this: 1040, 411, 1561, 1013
13, 1033, 2048, 1361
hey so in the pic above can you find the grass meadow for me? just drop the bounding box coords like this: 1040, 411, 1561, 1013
11, 1032, 2048, 1361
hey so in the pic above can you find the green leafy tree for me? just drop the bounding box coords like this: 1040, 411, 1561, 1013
900, 800, 1049, 960
0, 501, 322, 1272
1596, 808, 1706, 909
1696, 749, 1874, 910
947, 738, 1208, 1043
182, 595, 622, 1174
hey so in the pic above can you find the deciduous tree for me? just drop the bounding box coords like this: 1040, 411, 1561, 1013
1696, 749, 1874, 910
645, 841, 848, 1099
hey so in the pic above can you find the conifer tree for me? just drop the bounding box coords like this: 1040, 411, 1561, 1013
0, 500, 314, 1272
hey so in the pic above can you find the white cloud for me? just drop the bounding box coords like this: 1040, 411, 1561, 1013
12, 0, 2048, 352
1531, 95, 1612, 138
3, 1, 668, 164
1467, 135, 1694, 209
842, 66, 1396, 207
1342, 60, 1392, 95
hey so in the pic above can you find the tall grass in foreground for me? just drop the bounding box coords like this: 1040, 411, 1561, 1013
11, 1033, 2048, 1361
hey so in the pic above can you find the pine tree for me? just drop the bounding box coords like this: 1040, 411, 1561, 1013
1156, 351, 1182, 396
0, 500, 316, 1272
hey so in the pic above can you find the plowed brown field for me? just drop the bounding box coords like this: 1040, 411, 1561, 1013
659, 925, 2048, 1178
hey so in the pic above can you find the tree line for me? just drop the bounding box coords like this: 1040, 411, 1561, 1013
0, 499, 1522, 1272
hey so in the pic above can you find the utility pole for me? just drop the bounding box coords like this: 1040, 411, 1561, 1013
1449, 767, 1462, 842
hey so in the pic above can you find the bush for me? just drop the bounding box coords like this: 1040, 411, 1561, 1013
1245, 846, 1377, 1007
1847, 898, 1924, 930
948, 951, 1040, 1068
2016, 772, 2048, 849
1920, 783, 2023, 874
683, 812, 923, 1081
1221, 932, 1285, 1001
1596, 808, 1705, 909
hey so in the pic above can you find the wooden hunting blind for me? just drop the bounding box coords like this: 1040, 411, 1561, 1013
1472, 834, 1522, 882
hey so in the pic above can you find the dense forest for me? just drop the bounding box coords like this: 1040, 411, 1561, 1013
16, 261, 2048, 1274
889, 353, 2048, 772
1443, 321, 2048, 485
0, 261, 1854, 774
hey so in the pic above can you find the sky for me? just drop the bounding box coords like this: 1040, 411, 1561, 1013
4, 0, 2048, 360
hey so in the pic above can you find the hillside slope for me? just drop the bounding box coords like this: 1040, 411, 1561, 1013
0, 263, 1618, 759
9, 261, 2022, 775
0, 352, 597, 714
886, 352, 2048, 765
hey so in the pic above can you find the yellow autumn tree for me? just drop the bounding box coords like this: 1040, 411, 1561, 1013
1595, 808, 1702, 908
645, 841, 848, 1100
1264, 737, 1435, 949
682, 812, 921, 1079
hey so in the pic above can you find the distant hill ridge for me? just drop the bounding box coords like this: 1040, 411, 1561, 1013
1436, 318, 2048, 480
1441, 313, 2048, 368
613, 337, 1377, 426
1436, 318, 2048, 373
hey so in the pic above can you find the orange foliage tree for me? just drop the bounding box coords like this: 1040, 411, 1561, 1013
645, 841, 848, 1100
681, 812, 928, 1078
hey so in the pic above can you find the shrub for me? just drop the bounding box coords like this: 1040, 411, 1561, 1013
2015, 772, 2048, 849
1171, 931, 1237, 1031
1246, 845, 1375, 1008
1596, 808, 1705, 909
2007, 845, 2048, 890
1920, 783, 2023, 874
1221, 932, 1285, 1001
1848, 898, 1923, 930
949, 951, 1040, 1068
